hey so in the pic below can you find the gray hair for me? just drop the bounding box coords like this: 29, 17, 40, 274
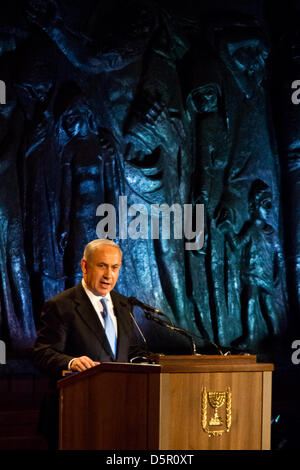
83, 239, 122, 262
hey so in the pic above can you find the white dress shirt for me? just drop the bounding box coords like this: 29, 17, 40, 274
81, 279, 118, 335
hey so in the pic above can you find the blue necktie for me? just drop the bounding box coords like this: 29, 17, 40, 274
100, 298, 117, 358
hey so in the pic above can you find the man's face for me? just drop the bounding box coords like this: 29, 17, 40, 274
81, 245, 122, 296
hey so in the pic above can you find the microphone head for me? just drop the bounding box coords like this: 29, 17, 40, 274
127, 297, 162, 315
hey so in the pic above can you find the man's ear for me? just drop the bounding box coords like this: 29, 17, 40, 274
81, 258, 87, 274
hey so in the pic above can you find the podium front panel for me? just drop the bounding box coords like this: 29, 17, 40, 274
59, 363, 161, 450
159, 370, 271, 450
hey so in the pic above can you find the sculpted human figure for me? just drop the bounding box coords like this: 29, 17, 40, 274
217, 180, 287, 350
26, 0, 157, 74
184, 15, 285, 347
0, 20, 64, 347
0, 55, 37, 348
185, 77, 228, 342
56, 94, 118, 287
14, 37, 66, 320
122, 11, 197, 331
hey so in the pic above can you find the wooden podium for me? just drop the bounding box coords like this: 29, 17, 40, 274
57, 355, 273, 450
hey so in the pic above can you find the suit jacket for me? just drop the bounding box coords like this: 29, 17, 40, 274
33, 282, 146, 378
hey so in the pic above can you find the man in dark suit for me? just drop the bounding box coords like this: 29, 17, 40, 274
34, 238, 148, 376
33, 239, 148, 448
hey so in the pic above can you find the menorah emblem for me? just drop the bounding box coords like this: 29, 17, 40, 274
201, 387, 232, 437
208, 391, 226, 426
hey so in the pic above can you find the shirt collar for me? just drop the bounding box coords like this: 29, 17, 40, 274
81, 278, 112, 304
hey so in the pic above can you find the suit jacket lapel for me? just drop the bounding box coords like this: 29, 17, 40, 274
73, 283, 113, 358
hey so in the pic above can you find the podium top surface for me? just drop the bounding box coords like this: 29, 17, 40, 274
149, 354, 274, 373
57, 355, 274, 388
57, 361, 161, 388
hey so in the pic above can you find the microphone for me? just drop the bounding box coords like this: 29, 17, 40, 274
143, 311, 198, 355
128, 297, 227, 356
129, 297, 197, 355
128, 297, 164, 315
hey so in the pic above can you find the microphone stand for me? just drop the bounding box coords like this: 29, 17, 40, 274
129, 307, 153, 362
143, 309, 198, 356
129, 299, 226, 356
